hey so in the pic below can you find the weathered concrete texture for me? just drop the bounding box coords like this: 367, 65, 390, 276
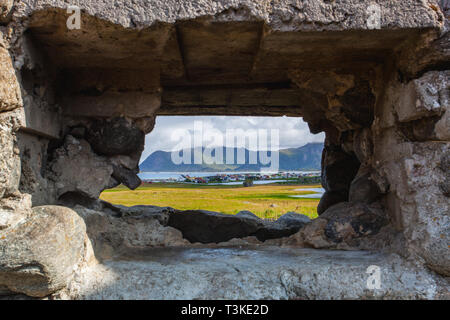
318, 144, 360, 214
0, 206, 86, 297
86, 118, 145, 157
0, 109, 24, 199
72, 205, 189, 262
14, 0, 443, 31
372, 70, 450, 276
0, 0, 13, 24
48, 135, 115, 199
61, 247, 448, 300
0, 192, 31, 231
396, 71, 449, 124
0, 39, 22, 112
399, 142, 450, 276
168, 209, 311, 243
282, 202, 389, 250
0, 0, 447, 299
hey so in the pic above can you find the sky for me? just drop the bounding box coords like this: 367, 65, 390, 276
140, 116, 325, 163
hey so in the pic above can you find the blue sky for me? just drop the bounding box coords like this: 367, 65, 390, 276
140, 116, 325, 163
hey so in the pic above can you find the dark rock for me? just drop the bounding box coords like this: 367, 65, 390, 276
321, 202, 388, 243
321, 145, 360, 193
167, 210, 262, 243
353, 128, 373, 163
438, 152, 449, 197
112, 165, 142, 190
0, 0, 13, 24
58, 191, 99, 208
254, 212, 311, 241
69, 126, 86, 139
254, 223, 300, 241
236, 211, 260, 220
276, 212, 310, 228
317, 190, 347, 215
167, 209, 311, 243
349, 171, 382, 204
439, 181, 450, 197
86, 118, 144, 156
339, 80, 375, 127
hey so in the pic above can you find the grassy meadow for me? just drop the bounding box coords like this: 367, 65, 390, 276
100, 183, 320, 219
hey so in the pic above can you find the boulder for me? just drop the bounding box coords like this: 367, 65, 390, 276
168, 210, 263, 243
73, 205, 188, 260
254, 223, 301, 241
86, 117, 145, 156
111, 164, 142, 190
321, 202, 388, 244
0, 206, 86, 297
276, 212, 310, 228
396, 71, 449, 122
321, 145, 360, 193
167, 210, 311, 243
235, 210, 260, 220
439, 151, 450, 195
48, 135, 115, 199
0, 193, 32, 230
398, 143, 450, 276
284, 202, 388, 249
0, 111, 22, 199
339, 80, 375, 127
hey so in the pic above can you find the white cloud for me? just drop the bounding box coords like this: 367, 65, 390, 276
140, 116, 325, 163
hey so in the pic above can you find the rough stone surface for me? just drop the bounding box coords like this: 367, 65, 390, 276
48, 135, 115, 199
276, 212, 311, 228
235, 210, 260, 220
111, 165, 141, 190
349, 166, 382, 204
61, 247, 448, 300
73, 205, 188, 261
0, 0, 13, 23
0, 39, 21, 113
373, 73, 449, 276
254, 212, 312, 241
0, 0, 447, 299
398, 143, 450, 276
86, 118, 145, 157
0, 206, 86, 297
167, 209, 311, 243
283, 202, 389, 250
14, 0, 443, 31
168, 210, 262, 244
322, 202, 388, 244
321, 145, 360, 194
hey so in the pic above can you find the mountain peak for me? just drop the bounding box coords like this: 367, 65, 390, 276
140, 142, 324, 172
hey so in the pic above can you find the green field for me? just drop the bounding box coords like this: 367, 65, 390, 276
100, 183, 320, 219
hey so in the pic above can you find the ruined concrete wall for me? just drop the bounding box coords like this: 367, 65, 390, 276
0, 0, 448, 298
372, 68, 449, 276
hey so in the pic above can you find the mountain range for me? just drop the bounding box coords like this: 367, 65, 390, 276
139, 142, 323, 172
